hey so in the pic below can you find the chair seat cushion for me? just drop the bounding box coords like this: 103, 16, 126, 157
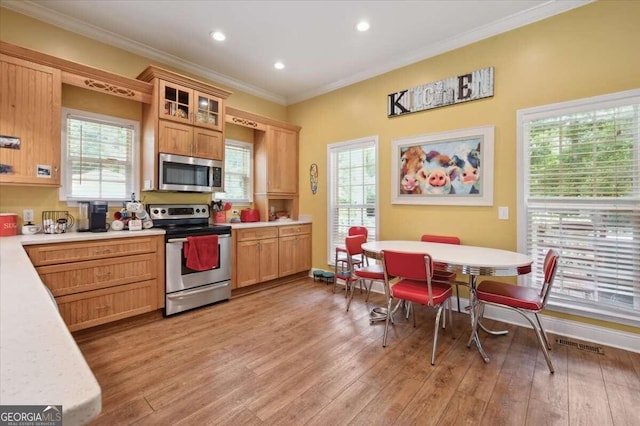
391, 279, 452, 306
476, 280, 543, 310
433, 269, 455, 282
354, 264, 384, 280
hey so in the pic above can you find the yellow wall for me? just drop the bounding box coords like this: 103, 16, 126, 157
288, 1, 640, 333
1, 2, 639, 333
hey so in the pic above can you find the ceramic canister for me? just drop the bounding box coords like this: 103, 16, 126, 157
0, 213, 18, 236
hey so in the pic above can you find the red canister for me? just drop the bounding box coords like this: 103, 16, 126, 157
0, 213, 18, 236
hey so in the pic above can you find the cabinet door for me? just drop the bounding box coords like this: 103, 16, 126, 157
259, 238, 279, 282
0, 55, 61, 185
158, 80, 193, 124
193, 90, 223, 131
267, 127, 298, 194
278, 235, 297, 277
158, 120, 193, 156
237, 240, 260, 287
193, 128, 223, 160
295, 233, 312, 272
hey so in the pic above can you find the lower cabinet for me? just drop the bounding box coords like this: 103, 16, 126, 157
26, 235, 164, 331
235, 227, 279, 288
278, 224, 312, 277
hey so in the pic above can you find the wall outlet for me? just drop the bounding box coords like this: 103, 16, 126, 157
232, 209, 239, 215
23, 209, 34, 222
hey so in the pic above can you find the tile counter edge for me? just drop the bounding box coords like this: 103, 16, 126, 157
0, 230, 164, 424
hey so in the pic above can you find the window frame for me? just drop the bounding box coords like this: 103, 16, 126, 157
223, 138, 253, 205
59, 107, 140, 205
327, 135, 379, 265
517, 89, 640, 327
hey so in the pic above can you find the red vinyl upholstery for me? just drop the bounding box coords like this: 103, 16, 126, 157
420, 234, 464, 311
343, 234, 385, 312
471, 249, 560, 373
381, 249, 454, 365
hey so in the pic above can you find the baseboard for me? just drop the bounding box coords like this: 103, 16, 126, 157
347, 280, 640, 353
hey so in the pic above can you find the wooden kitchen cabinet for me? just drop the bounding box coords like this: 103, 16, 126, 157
0, 54, 61, 186
235, 227, 279, 287
138, 66, 231, 190
278, 224, 312, 277
158, 120, 223, 160
26, 235, 165, 331
255, 125, 299, 195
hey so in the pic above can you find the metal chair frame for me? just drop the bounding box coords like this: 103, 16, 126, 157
467, 249, 560, 373
381, 249, 455, 365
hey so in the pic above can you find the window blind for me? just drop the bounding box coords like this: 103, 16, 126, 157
224, 140, 252, 203
519, 90, 640, 324
62, 109, 138, 201
327, 137, 378, 264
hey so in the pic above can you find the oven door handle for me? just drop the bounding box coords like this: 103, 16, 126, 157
167, 234, 231, 244
166, 282, 230, 299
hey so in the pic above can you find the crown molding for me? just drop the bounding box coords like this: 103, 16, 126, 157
0, 0, 287, 105
3, 0, 592, 106
286, 0, 593, 105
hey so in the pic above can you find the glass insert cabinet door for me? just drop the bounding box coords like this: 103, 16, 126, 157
194, 91, 222, 131
160, 80, 192, 124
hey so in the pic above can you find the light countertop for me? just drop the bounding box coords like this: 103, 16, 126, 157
228, 218, 311, 229
0, 229, 163, 425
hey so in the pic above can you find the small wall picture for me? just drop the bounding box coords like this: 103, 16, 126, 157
0, 163, 14, 175
37, 164, 52, 178
310, 163, 318, 194
0, 135, 20, 150
391, 125, 494, 206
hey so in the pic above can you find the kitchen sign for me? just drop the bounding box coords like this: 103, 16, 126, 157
388, 67, 494, 117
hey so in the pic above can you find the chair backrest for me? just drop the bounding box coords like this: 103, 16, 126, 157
348, 226, 368, 240
539, 249, 560, 306
381, 250, 433, 281
345, 234, 367, 258
420, 234, 460, 245
382, 250, 435, 304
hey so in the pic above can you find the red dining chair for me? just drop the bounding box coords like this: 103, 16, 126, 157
335, 226, 369, 270
420, 234, 466, 312
344, 234, 385, 312
469, 249, 560, 373
381, 249, 454, 365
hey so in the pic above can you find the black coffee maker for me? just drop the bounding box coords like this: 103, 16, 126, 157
77, 201, 108, 232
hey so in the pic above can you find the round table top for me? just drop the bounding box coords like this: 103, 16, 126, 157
361, 240, 533, 277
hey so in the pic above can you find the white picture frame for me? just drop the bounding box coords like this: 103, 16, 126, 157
391, 125, 494, 206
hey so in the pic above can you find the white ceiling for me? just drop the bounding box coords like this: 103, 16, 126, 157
2, 0, 590, 105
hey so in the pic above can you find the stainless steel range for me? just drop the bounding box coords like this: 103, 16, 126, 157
148, 203, 232, 316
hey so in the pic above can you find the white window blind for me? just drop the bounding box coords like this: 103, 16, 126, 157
60, 108, 139, 202
518, 89, 640, 325
224, 139, 253, 204
327, 136, 378, 264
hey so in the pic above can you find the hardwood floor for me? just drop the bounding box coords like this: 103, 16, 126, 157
74, 278, 640, 425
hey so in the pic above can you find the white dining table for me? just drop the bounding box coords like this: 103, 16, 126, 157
361, 240, 533, 362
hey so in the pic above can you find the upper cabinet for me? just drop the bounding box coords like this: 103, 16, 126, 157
137, 66, 231, 190
159, 80, 223, 132
0, 54, 61, 186
257, 126, 299, 195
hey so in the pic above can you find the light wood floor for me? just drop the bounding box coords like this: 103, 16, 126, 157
75, 278, 640, 425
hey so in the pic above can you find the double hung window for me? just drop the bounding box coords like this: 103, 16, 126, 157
518, 89, 640, 325
224, 139, 253, 204
327, 136, 378, 264
60, 108, 139, 202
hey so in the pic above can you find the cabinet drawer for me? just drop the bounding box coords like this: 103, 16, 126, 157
36, 253, 157, 296
278, 224, 311, 237
56, 280, 158, 332
236, 227, 278, 241
26, 236, 160, 266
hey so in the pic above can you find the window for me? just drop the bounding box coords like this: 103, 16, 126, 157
518, 89, 640, 326
327, 136, 378, 264
224, 139, 253, 204
60, 108, 139, 202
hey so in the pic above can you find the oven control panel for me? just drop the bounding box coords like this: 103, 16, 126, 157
147, 204, 210, 220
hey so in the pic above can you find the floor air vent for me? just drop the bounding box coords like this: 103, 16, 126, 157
555, 337, 604, 355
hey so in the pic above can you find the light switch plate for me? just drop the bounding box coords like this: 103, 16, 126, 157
498, 206, 509, 220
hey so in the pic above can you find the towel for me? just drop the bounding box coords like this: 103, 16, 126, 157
184, 235, 219, 271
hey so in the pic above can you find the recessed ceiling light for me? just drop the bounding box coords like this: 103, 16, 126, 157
274, 62, 285, 70
356, 21, 370, 32
210, 31, 226, 41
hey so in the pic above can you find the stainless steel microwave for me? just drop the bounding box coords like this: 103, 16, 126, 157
158, 153, 223, 193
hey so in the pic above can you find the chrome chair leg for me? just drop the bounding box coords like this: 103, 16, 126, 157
535, 312, 552, 350
411, 302, 416, 327
448, 298, 455, 338
346, 277, 358, 312
432, 305, 444, 365
382, 297, 394, 347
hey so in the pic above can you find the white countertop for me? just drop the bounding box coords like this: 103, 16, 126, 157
228, 219, 312, 229
0, 229, 164, 425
